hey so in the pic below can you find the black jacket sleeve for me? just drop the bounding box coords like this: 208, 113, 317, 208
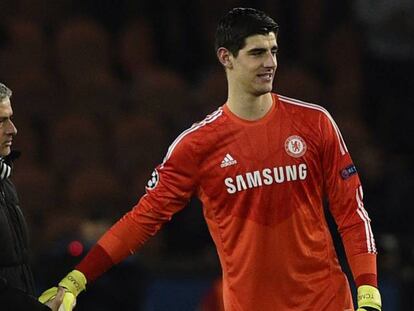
0, 277, 50, 311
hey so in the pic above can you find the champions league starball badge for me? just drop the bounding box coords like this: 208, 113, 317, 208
285, 135, 307, 158
146, 169, 159, 190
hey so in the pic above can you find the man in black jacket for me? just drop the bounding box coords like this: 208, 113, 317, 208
0, 82, 63, 311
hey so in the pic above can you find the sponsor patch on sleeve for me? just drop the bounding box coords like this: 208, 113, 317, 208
340, 164, 357, 180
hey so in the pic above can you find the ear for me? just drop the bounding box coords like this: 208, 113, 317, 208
217, 47, 233, 69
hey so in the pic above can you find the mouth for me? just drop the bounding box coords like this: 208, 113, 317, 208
257, 72, 274, 82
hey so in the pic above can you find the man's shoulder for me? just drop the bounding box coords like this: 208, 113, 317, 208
181, 107, 226, 140
2, 178, 18, 201
165, 107, 226, 157
276, 93, 330, 117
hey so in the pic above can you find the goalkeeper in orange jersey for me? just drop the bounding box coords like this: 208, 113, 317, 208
39, 7, 381, 311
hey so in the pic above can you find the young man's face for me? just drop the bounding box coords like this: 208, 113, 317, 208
229, 32, 278, 96
0, 98, 17, 157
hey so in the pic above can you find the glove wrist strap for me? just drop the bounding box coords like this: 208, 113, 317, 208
357, 285, 382, 309
58, 270, 87, 297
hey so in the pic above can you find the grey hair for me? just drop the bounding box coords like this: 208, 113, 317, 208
0, 83, 12, 101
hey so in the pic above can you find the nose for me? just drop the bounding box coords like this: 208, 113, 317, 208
6, 119, 17, 136
264, 52, 277, 68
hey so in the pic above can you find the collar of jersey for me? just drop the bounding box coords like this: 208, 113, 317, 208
223, 93, 278, 126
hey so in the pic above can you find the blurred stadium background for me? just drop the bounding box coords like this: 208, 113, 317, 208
0, 0, 413, 310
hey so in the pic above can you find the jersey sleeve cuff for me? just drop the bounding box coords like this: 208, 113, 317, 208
355, 273, 378, 288
75, 244, 114, 283
348, 253, 377, 287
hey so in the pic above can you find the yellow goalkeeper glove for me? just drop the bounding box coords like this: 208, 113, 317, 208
39, 270, 86, 311
356, 285, 382, 311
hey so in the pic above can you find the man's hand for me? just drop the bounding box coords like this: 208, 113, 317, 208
39, 270, 87, 311
44, 287, 65, 311
356, 285, 382, 311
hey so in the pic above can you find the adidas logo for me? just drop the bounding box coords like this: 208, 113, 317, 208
220, 153, 237, 168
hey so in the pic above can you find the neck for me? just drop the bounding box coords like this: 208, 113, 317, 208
226, 90, 273, 121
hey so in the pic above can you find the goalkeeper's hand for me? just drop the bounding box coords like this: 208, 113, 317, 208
39, 270, 87, 311
356, 285, 382, 311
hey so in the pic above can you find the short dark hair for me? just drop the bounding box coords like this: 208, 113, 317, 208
215, 7, 279, 56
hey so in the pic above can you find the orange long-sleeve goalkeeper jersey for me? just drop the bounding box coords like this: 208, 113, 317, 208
93, 93, 377, 311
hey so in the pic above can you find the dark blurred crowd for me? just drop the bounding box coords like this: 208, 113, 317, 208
0, 0, 413, 310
